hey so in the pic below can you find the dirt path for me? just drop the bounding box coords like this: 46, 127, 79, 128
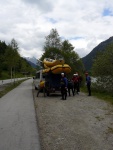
33, 90, 113, 150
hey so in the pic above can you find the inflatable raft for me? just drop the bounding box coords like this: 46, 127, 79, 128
42, 68, 50, 73
42, 58, 71, 74
39, 80, 45, 88
43, 58, 64, 67
51, 64, 71, 74
42, 64, 71, 74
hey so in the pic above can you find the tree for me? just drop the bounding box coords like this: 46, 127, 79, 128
0, 38, 35, 79
5, 39, 20, 81
41, 47, 62, 61
0, 41, 7, 77
44, 28, 62, 50
92, 44, 113, 76
61, 40, 84, 75
40, 29, 84, 76
19, 57, 34, 76
61, 40, 74, 52
10, 39, 20, 80
10, 38, 19, 51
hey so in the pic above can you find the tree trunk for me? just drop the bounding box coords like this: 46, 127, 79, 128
11, 67, 13, 83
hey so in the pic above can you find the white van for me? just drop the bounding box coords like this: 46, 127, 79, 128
33, 70, 45, 90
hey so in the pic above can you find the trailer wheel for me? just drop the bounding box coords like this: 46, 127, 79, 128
46, 91, 50, 96
35, 86, 38, 90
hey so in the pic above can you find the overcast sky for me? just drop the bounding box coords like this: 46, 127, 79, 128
0, 0, 113, 59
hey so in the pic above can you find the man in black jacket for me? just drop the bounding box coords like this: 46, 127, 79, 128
85, 72, 91, 96
60, 73, 68, 100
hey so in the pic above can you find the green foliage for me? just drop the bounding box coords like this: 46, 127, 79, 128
5, 45, 20, 68
44, 28, 61, 50
41, 47, 62, 60
82, 36, 113, 71
81, 84, 113, 104
40, 29, 84, 77
92, 43, 113, 77
0, 71, 10, 79
0, 39, 34, 79
91, 43, 113, 94
0, 41, 7, 77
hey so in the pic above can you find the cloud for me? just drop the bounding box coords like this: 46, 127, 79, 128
0, 0, 113, 59
22, 0, 54, 12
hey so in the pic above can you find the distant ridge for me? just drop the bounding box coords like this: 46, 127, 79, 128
25, 57, 38, 65
26, 60, 37, 68
82, 36, 113, 71
24, 57, 41, 68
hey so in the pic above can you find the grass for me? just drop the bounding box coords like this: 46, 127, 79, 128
107, 127, 113, 134
81, 86, 113, 105
95, 116, 104, 121
0, 79, 28, 98
0, 71, 32, 80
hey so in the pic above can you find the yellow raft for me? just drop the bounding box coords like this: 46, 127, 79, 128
42, 58, 71, 74
42, 68, 50, 73
43, 58, 64, 67
51, 64, 71, 74
44, 64, 49, 69
39, 80, 45, 88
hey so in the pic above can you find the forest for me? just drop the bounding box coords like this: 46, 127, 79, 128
0, 39, 35, 79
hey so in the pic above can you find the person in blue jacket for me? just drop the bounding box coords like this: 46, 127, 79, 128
85, 72, 91, 96
60, 73, 68, 100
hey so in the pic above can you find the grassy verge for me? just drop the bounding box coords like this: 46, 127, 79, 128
81, 86, 113, 105
0, 79, 27, 98
0, 71, 32, 80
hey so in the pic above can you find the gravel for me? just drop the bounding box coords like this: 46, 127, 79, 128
33, 89, 113, 150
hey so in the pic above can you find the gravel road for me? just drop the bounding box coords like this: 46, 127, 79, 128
33, 89, 113, 150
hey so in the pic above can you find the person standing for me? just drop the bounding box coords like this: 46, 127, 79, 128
72, 74, 79, 94
67, 79, 74, 96
85, 72, 91, 96
60, 73, 68, 100
78, 75, 82, 92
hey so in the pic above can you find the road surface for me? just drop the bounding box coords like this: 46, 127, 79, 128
0, 79, 40, 150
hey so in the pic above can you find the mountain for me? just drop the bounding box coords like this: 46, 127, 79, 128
24, 57, 41, 68
27, 60, 37, 68
25, 57, 38, 65
82, 36, 113, 71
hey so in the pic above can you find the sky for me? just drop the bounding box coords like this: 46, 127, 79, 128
0, 0, 113, 59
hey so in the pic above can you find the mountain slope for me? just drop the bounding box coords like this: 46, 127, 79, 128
26, 60, 37, 68
82, 36, 113, 71
24, 57, 41, 68
25, 57, 38, 65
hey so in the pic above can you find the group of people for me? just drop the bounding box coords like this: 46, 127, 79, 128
36, 71, 91, 98
60, 72, 91, 100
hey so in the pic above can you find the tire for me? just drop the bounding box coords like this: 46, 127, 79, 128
35, 86, 38, 90
46, 91, 50, 96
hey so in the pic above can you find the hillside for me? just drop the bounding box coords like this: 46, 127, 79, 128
24, 57, 41, 68
26, 60, 37, 68
82, 36, 113, 71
